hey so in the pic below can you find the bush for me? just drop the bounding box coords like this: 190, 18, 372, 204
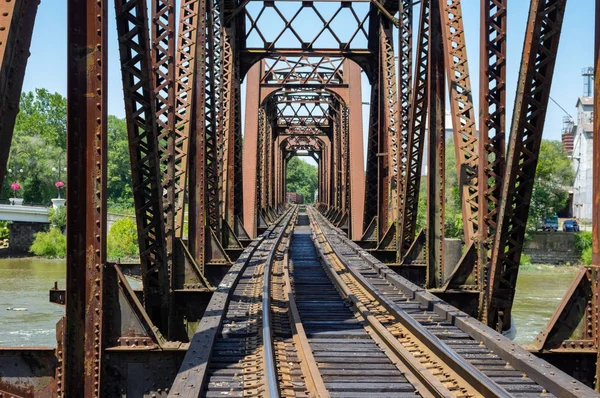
0, 221, 8, 240
30, 227, 66, 258
582, 247, 593, 266
108, 217, 139, 259
520, 253, 532, 266
575, 232, 592, 252
49, 206, 66, 231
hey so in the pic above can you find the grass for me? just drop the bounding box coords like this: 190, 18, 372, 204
518, 263, 581, 274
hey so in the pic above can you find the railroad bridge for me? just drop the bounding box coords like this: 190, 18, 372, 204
1, 0, 600, 396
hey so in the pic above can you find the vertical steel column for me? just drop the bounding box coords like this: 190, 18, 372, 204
188, 0, 209, 271
64, 0, 107, 396
115, 0, 170, 334
488, 0, 567, 332
396, 0, 412, 250
346, 60, 365, 239
379, 21, 400, 237
398, 1, 430, 257
478, 0, 507, 317
233, 81, 244, 222
363, 66, 380, 234
152, 0, 176, 336
220, 26, 237, 227
426, 0, 445, 288
0, 0, 38, 189
439, 0, 479, 244
242, 63, 262, 237
204, 0, 221, 238
174, 0, 200, 238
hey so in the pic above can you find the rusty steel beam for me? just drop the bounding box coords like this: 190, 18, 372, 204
114, 0, 170, 334
396, 0, 412, 252
188, 0, 209, 269
0, 0, 38, 190
488, 0, 567, 332
174, 0, 200, 238
220, 26, 237, 228
204, 0, 222, 238
398, 1, 429, 257
152, 0, 177, 336
242, 63, 261, 237
426, 0, 445, 288
64, 0, 107, 396
379, 21, 400, 240
439, 0, 479, 245
345, 60, 365, 240
478, 0, 507, 316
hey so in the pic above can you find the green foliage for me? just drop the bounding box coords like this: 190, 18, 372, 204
0, 221, 8, 240
30, 228, 66, 258
14, 88, 67, 148
2, 92, 135, 209
286, 157, 318, 203
444, 138, 464, 240
107, 115, 134, 208
49, 206, 67, 230
574, 232, 592, 253
2, 89, 67, 204
582, 248, 593, 266
528, 140, 574, 230
108, 217, 139, 260
520, 254, 532, 266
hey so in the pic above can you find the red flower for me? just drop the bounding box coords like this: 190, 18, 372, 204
10, 183, 20, 191
55, 181, 65, 188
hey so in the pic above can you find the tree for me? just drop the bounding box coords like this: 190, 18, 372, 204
444, 137, 464, 239
14, 88, 67, 148
286, 157, 318, 203
528, 140, 574, 229
107, 115, 134, 210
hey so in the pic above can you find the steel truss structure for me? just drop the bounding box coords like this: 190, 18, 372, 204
3, 0, 600, 394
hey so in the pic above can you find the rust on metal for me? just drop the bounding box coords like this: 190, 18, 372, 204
0, 0, 39, 190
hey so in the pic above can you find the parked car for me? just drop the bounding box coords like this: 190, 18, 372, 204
539, 215, 559, 232
562, 219, 580, 232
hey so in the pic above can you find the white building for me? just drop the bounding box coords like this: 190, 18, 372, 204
572, 97, 594, 220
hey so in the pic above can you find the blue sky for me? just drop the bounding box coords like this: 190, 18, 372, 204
22, 1, 595, 145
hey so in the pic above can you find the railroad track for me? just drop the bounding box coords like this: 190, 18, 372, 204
169, 206, 597, 398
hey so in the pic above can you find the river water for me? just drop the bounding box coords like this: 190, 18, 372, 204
0, 259, 579, 346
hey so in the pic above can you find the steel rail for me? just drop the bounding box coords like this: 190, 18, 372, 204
311, 206, 598, 398
169, 206, 295, 396
310, 215, 455, 398
262, 207, 297, 398
308, 207, 513, 398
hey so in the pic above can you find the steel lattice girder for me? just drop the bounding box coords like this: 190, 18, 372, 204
261, 56, 345, 86
488, 0, 568, 332
478, 0, 507, 317
426, 0, 445, 289
398, 1, 429, 258
152, 0, 178, 337
0, 0, 39, 190
439, 0, 480, 246
173, 0, 200, 238
114, 0, 170, 335
395, 0, 412, 255
63, 0, 108, 396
